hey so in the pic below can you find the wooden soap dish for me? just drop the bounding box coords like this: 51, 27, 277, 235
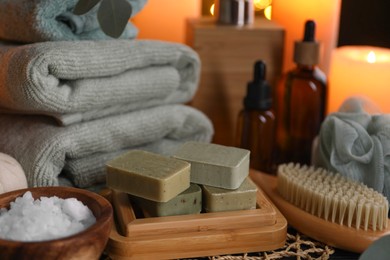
250, 171, 390, 253
103, 173, 287, 259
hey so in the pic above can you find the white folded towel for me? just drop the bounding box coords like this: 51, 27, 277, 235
0, 39, 200, 125
0, 105, 213, 188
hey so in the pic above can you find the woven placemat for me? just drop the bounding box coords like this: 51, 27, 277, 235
184, 231, 335, 260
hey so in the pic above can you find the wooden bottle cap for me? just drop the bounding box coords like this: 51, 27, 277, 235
293, 41, 320, 66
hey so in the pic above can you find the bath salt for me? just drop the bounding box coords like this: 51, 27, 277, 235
0, 191, 96, 241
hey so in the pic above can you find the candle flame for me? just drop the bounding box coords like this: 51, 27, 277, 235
367, 51, 376, 64
210, 3, 215, 16
264, 5, 272, 20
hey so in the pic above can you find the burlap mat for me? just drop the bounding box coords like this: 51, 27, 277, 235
183, 232, 335, 260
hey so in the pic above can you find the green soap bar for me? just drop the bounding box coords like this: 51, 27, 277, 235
202, 177, 258, 213
173, 141, 250, 189
106, 150, 190, 202
132, 183, 202, 217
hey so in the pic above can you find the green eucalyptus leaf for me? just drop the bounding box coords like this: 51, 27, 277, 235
73, 0, 101, 15
359, 235, 390, 260
97, 0, 132, 38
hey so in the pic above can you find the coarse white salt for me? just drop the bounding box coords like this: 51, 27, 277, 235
0, 191, 96, 242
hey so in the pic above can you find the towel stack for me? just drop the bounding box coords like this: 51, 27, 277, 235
0, 0, 214, 189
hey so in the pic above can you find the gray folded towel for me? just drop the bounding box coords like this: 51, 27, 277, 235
0, 104, 213, 188
0, 0, 147, 42
313, 97, 390, 203
0, 39, 200, 125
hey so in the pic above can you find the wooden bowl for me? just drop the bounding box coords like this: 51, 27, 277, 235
0, 186, 113, 260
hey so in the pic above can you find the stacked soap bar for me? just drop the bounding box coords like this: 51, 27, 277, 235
106, 150, 191, 202
131, 183, 202, 217
106, 142, 257, 217
202, 177, 258, 213
173, 141, 250, 189
106, 150, 202, 217
173, 141, 257, 213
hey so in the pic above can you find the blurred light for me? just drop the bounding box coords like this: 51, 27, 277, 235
367, 51, 376, 63
254, 0, 272, 11
210, 3, 215, 16
209, 1, 272, 18
264, 5, 272, 20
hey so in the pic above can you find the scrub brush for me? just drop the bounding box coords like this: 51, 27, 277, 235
277, 163, 389, 231
249, 166, 390, 253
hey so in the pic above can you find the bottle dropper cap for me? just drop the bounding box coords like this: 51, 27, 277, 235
244, 60, 272, 110
293, 20, 321, 66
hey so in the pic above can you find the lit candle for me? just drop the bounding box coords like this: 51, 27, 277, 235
328, 46, 390, 113
132, 0, 201, 43
272, 0, 341, 75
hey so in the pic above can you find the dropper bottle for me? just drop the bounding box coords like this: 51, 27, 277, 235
275, 20, 327, 166
236, 60, 276, 174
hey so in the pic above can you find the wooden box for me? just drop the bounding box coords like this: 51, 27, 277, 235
186, 17, 284, 146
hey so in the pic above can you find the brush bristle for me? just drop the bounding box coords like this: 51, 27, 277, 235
277, 163, 389, 231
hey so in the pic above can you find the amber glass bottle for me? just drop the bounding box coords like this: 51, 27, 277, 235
275, 20, 327, 166
236, 61, 276, 174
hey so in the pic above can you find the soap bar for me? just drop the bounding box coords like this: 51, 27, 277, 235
132, 183, 202, 217
202, 177, 258, 213
106, 150, 190, 202
173, 141, 250, 189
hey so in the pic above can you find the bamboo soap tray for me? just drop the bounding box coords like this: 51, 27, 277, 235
104, 171, 287, 260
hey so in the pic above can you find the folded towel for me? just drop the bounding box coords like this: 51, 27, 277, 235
313, 97, 390, 203
0, 39, 200, 125
0, 104, 213, 188
0, 0, 147, 42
